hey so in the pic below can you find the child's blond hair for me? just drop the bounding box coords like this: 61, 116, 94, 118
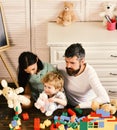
41, 71, 64, 91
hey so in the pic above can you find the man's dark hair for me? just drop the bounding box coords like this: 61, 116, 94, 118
64, 43, 85, 59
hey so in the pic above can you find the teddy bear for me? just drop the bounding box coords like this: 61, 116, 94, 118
99, 2, 117, 26
56, 1, 78, 26
91, 99, 117, 115
0, 79, 31, 114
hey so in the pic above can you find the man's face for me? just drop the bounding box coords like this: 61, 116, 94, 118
65, 56, 82, 76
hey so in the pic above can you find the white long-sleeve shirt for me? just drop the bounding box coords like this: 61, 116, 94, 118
58, 63, 110, 108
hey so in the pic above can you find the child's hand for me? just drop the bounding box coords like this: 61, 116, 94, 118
48, 97, 54, 102
40, 106, 45, 113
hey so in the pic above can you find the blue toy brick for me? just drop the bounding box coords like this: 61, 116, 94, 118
96, 109, 110, 117
60, 115, 70, 121
76, 116, 85, 123
98, 122, 104, 128
115, 124, 117, 130
11, 120, 17, 127
54, 116, 59, 120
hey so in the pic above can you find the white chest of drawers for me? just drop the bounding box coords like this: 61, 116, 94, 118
47, 22, 117, 91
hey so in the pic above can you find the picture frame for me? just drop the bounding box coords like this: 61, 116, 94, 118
0, 3, 10, 51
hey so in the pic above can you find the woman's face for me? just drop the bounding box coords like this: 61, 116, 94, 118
24, 62, 38, 75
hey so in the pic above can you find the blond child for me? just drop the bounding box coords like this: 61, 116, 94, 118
34, 71, 67, 116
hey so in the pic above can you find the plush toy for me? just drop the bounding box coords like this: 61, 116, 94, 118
91, 99, 117, 115
34, 91, 64, 116
99, 2, 116, 26
34, 92, 48, 113
56, 1, 78, 26
0, 79, 31, 114
34, 92, 57, 116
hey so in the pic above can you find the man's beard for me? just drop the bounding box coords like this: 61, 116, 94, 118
66, 65, 81, 76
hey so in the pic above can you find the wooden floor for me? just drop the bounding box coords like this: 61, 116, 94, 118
0, 83, 117, 130
0, 94, 95, 130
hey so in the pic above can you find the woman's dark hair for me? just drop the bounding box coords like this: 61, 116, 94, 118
64, 43, 85, 59
18, 51, 44, 87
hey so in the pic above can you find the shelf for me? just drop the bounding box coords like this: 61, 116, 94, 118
47, 22, 117, 46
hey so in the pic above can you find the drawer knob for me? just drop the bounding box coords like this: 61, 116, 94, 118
110, 73, 117, 76
110, 55, 117, 57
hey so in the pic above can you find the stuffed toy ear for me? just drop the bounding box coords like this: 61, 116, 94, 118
1, 79, 8, 88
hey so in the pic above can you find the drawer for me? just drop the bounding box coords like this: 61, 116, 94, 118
102, 81, 117, 89
50, 47, 117, 64
50, 47, 65, 64
95, 66, 117, 78
85, 46, 117, 65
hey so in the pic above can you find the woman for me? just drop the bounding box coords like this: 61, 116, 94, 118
18, 51, 56, 107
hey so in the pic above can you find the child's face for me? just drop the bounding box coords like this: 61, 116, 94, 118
24, 62, 38, 75
44, 83, 59, 96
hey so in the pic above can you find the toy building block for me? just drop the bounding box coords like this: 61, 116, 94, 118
74, 108, 83, 114
58, 124, 65, 130
50, 123, 57, 130
22, 113, 29, 120
67, 128, 74, 130
54, 116, 61, 120
82, 116, 92, 122
115, 124, 117, 130
55, 122, 61, 128
62, 112, 68, 116
80, 120, 88, 130
60, 115, 70, 121
90, 112, 102, 117
34, 118, 40, 130
107, 118, 117, 122
70, 115, 77, 122
43, 119, 51, 127
40, 123, 45, 129
75, 116, 85, 123
9, 106, 21, 130
68, 108, 76, 116
96, 109, 110, 117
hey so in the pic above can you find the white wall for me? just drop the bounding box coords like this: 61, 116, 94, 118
0, 0, 117, 81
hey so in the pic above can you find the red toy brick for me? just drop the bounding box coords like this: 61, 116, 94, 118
34, 118, 40, 130
22, 113, 29, 120
50, 123, 57, 130
68, 108, 76, 116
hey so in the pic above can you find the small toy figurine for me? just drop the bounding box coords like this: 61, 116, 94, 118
0, 79, 31, 114
99, 2, 116, 26
56, 1, 78, 26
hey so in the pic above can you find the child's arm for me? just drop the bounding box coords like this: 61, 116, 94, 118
54, 98, 67, 106
48, 92, 67, 106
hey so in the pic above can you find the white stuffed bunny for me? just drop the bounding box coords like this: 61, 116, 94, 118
0, 79, 31, 114
34, 92, 64, 116
34, 92, 48, 112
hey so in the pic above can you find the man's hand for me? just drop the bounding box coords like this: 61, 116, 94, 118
75, 105, 80, 108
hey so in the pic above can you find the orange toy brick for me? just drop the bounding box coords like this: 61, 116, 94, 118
22, 113, 29, 120
34, 118, 40, 130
